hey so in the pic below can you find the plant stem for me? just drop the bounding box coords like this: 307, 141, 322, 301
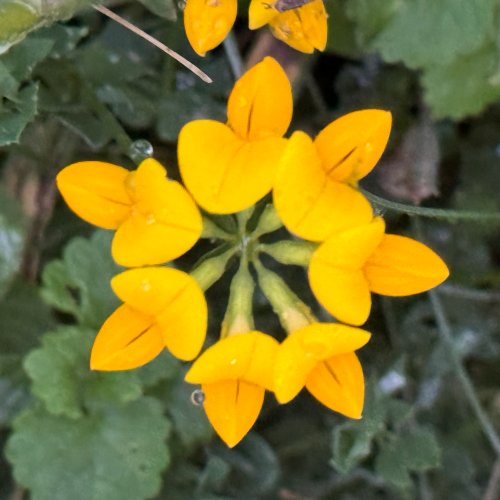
362, 189, 500, 222
93, 4, 212, 83
428, 288, 500, 457
223, 31, 244, 79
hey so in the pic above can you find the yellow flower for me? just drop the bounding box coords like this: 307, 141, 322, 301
178, 57, 293, 214
184, 0, 237, 56
249, 0, 328, 53
185, 331, 279, 447
56, 158, 202, 267
91, 267, 207, 370
274, 323, 371, 418
308, 217, 450, 326
273, 109, 392, 242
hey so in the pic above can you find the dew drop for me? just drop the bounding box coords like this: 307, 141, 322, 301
129, 139, 154, 164
141, 279, 152, 292
146, 213, 156, 224
229, 358, 237, 366
190, 389, 205, 405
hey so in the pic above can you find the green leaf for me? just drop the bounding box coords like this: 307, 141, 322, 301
422, 41, 500, 119
331, 383, 387, 473
0, 354, 30, 426
371, 0, 496, 69
0, 189, 26, 298
398, 428, 441, 472
167, 370, 213, 448
40, 230, 121, 328
375, 428, 441, 488
215, 433, 279, 497
324, 0, 361, 57
137, 0, 177, 21
156, 90, 225, 142
0, 1, 38, 50
6, 398, 170, 500
24, 326, 142, 419
1, 37, 54, 81
344, 0, 400, 48
0, 81, 39, 145
0, 282, 54, 354
375, 440, 412, 488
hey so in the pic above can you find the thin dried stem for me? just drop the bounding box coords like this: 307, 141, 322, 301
93, 4, 212, 83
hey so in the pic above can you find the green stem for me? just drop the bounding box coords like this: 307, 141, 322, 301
254, 258, 315, 333
412, 217, 500, 455
221, 255, 255, 338
201, 217, 234, 241
362, 189, 500, 222
190, 245, 236, 291
223, 31, 244, 80
428, 288, 500, 457
259, 240, 316, 267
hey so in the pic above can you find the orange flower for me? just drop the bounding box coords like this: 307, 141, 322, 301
184, 0, 237, 56
178, 57, 292, 214
249, 0, 328, 53
91, 267, 207, 370
308, 217, 450, 325
273, 109, 392, 242
185, 331, 279, 447
56, 158, 202, 267
274, 323, 370, 418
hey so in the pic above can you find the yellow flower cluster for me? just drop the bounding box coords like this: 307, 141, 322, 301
56, 57, 448, 448
184, 0, 327, 56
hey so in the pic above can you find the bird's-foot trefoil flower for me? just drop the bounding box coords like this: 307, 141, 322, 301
185, 330, 279, 447
184, 0, 327, 56
249, 0, 328, 53
274, 323, 371, 418
255, 259, 371, 417
185, 258, 278, 447
91, 267, 208, 370
56, 158, 202, 267
308, 216, 450, 326
273, 109, 392, 242
184, 0, 237, 56
178, 57, 292, 214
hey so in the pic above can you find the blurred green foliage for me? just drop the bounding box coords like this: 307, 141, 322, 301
0, 1, 500, 499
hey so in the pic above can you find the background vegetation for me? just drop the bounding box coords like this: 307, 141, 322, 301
1, 0, 500, 498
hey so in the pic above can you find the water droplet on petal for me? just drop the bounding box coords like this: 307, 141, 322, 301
146, 213, 156, 224
230, 358, 237, 365
141, 279, 152, 292
129, 139, 154, 164
190, 389, 205, 405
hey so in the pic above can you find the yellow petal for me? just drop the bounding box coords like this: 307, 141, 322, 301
314, 109, 392, 183
114, 158, 202, 266
56, 161, 131, 229
308, 219, 385, 325
273, 131, 373, 241
90, 304, 163, 371
306, 352, 365, 418
184, 0, 237, 56
202, 380, 265, 447
112, 267, 207, 361
365, 234, 449, 296
269, 0, 327, 53
179, 120, 286, 213
227, 56, 293, 141
248, 0, 278, 29
274, 323, 370, 404
185, 331, 278, 389
111, 212, 200, 267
